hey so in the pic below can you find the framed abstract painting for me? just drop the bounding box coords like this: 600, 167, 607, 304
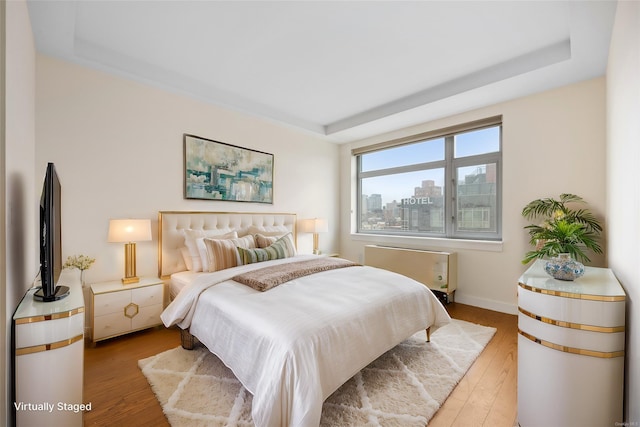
184, 134, 274, 203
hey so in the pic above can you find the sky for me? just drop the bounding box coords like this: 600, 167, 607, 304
361, 126, 499, 204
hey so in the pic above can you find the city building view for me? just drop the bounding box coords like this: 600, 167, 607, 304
360, 163, 497, 235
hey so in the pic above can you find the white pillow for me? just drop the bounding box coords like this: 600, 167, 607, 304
180, 247, 193, 271
181, 228, 235, 272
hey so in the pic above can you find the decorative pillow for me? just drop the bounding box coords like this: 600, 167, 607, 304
181, 228, 234, 271
180, 247, 193, 271
204, 235, 256, 272
196, 231, 237, 271
255, 233, 278, 248
238, 234, 295, 265
255, 232, 297, 255
279, 233, 297, 256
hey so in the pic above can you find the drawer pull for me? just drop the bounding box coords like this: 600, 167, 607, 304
16, 334, 84, 356
124, 303, 139, 319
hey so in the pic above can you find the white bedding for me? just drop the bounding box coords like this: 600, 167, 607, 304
161, 255, 451, 427
169, 270, 201, 298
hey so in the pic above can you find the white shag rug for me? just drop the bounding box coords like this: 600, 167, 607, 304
139, 319, 496, 427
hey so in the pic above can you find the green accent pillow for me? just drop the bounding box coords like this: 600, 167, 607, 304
237, 234, 293, 265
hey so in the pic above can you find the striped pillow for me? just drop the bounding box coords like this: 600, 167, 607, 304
277, 233, 297, 256
197, 231, 237, 271
181, 228, 235, 271
255, 233, 297, 255
238, 234, 294, 265
204, 235, 256, 272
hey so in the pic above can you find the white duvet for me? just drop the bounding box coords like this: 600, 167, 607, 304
161, 255, 451, 427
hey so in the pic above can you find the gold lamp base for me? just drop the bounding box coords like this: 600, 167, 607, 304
312, 232, 321, 255
122, 242, 140, 285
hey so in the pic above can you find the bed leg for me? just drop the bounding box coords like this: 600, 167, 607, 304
180, 328, 196, 350
426, 327, 431, 342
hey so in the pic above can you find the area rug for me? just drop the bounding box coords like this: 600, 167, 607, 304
139, 319, 496, 426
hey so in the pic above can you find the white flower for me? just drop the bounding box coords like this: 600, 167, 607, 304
63, 255, 95, 271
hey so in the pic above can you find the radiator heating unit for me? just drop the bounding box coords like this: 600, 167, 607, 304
364, 245, 457, 303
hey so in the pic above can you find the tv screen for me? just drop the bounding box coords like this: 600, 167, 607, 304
34, 163, 69, 302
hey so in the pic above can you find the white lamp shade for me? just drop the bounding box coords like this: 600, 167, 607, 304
107, 219, 152, 243
299, 218, 328, 233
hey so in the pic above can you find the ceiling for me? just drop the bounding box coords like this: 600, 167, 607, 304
27, 1, 617, 143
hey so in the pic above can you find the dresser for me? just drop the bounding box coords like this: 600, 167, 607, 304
13, 281, 85, 427
91, 277, 164, 342
517, 260, 625, 427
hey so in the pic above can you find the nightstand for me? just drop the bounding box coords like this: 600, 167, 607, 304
91, 277, 164, 343
517, 260, 625, 426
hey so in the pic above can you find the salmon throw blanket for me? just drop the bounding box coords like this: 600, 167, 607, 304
232, 257, 359, 291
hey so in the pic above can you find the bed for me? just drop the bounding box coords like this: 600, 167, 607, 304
158, 211, 451, 427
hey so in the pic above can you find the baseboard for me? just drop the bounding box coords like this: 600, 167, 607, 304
454, 293, 518, 315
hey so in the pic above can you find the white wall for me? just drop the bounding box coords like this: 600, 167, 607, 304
2, 0, 37, 424
35, 55, 340, 286
340, 77, 607, 314
607, 1, 640, 423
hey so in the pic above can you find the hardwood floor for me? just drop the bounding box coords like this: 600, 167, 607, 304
429, 303, 518, 427
83, 303, 518, 426
83, 326, 180, 427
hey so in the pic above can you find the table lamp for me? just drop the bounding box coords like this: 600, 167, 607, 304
299, 218, 328, 255
108, 218, 152, 284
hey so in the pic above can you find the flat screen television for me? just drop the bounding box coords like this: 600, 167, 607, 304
34, 163, 69, 302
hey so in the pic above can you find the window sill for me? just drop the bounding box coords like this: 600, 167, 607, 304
350, 233, 503, 252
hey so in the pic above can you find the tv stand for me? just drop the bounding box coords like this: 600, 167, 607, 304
32, 285, 70, 302
13, 281, 84, 426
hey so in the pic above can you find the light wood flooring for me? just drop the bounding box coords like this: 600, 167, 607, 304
83, 302, 518, 426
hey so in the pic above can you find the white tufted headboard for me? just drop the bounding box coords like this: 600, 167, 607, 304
158, 211, 297, 279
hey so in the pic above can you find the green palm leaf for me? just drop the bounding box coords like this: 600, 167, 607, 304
521, 194, 603, 264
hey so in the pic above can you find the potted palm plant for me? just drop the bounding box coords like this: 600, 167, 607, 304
521, 194, 603, 280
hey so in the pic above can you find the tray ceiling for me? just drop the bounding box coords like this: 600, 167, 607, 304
27, 1, 617, 142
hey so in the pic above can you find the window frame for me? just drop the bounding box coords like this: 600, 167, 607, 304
355, 116, 502, 241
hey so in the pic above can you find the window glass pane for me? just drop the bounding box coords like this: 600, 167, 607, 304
454, 126, 500, 158
360, 169, 445, 233
456, 164, 497, 233
356, 119, 502, 240
360, 138, 444, 172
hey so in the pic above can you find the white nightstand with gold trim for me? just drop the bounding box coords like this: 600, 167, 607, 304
91, 277, 164, 343
517, 260, 625, 427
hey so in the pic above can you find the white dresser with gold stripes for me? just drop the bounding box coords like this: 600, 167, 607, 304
13, 281, 85, 427
517, 260, 625, 427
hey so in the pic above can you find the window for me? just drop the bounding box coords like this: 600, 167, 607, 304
355, 116, 502, 240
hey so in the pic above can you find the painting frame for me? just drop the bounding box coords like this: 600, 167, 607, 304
184, 134, 274, 204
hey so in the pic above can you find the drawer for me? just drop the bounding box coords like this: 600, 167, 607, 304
15, 312, 84, 349
132, 304, 163, 330
93, 312, 131, 340
518, 285, 625, 327
518, 312, 625, 353
93, 291, 132, 317
518, 333, 625, 427
132, 284, 163, 307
